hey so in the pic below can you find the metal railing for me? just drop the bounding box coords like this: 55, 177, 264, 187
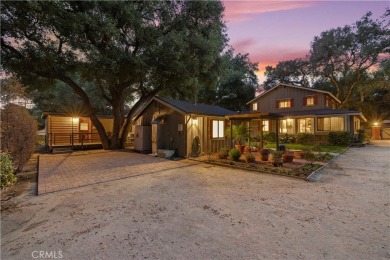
47, 132, 102, 149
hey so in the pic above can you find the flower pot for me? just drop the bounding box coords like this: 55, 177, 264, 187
260, 154, 269, 161
243, 146, 251, 154
283, 155, 294, 163
272, 158, 283, 167
235, 144, 245, 154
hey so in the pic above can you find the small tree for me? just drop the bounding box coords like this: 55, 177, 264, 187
1, 104, 37, 171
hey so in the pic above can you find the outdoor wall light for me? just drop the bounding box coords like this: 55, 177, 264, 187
373, 122, 378, 126
72, 117, 79, 123
192, 117, 198, 125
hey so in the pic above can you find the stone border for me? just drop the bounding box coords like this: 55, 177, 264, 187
189, 158, 308, 180
306, 147, 349, 182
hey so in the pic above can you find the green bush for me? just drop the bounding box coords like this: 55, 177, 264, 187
1, 104, 37, 171
218, 147, 228, 159
1, 152, 17, 189
328, 131, 352, 146
229, 148, 241, 161
279, 134, 296, 144
296, 133, 314, 145
263, 131, 277, 142
302, 149, 317, 165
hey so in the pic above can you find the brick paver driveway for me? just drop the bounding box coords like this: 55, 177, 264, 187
38, 150, 189, 195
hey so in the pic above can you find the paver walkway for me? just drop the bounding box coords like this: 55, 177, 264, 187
38, 150, 190, 195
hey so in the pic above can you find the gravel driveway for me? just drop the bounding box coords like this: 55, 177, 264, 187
1, 142, 389, 259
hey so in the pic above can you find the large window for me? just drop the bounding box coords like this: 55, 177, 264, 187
263, 120, 269, 131
297, 118, 313, 133
279, 119, 294, 134
317, 117, 344, 131
277, 99, 293, 108
212, 120, 224, 138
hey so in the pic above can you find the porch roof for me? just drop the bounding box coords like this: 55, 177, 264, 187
225, 112, 284, 120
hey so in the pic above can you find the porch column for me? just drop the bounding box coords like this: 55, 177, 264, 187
230, 120, 233, 149
275, 119, 279, 151
259, 118, 263, 150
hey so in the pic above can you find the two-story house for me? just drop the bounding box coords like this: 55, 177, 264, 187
245, 84, 366, 143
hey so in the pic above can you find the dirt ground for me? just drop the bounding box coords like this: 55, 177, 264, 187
1, 142, 389, 259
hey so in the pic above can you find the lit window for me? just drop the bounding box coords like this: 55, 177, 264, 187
297, 118, 313, 133
80, 123, 89, 131
279, 119, 294, 134
306, 96, 314, 106
252, 103, 258, 111
263, 120, 269, 131
212, 120, 224, 138
278, 99, 292, 108
317, 117, 344, 131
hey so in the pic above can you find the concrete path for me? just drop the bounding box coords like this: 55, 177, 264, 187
38, 150, 189, 195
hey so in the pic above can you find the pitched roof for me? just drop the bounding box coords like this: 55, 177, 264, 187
247, 83, 341, 104
277, 109, 367, 122
156, 97, 234, 116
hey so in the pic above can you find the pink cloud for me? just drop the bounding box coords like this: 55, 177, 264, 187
223, 1, 319, 23
233, 38, 257, 51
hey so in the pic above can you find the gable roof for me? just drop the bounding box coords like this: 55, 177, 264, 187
134, 96, 235, 120
247, 83, 341, 104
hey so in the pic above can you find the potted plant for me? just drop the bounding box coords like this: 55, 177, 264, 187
229, 148, 241, 161
271, 151, 283, 167
245, 153, 256, 163
218, 147, 228, 159
282, 150, 294, 163
226, 123, 248, 153
260, 148, 270, 161
293, 150, 304, 159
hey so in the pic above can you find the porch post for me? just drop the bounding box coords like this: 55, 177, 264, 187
230, 120, 233, 149
275, 118, 279, 151
259, 118, 263, 150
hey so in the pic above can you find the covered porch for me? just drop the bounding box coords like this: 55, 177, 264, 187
225, 112, 284, 151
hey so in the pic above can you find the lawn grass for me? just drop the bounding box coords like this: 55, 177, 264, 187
263, 143, 347, 153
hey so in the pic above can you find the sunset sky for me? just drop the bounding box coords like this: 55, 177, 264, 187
223, 1, 389, 84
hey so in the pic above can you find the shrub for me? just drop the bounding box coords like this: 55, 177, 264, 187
353, 129, 367, 143
218, 147, 228, 159
279, 134, 296, 144
296, 133, 314, 145
245, 153, 255, 159
263, 131, 277, 142
229, 148, 241, 161
1, 152, 17, 189
1, 104, 37, 171
328, 131, 352, 146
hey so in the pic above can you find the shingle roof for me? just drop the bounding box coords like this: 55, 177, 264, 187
156, 97, 234, 116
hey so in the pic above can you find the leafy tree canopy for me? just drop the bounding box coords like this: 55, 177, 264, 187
263, 11, 389, 110
1, 1, 227, 149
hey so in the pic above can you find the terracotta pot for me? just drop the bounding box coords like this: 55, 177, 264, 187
272, 158, 283, 167
261, 154, 269, 161
283, 155, 294, 163
235, 145, 245, 154
243, 146, 251, 153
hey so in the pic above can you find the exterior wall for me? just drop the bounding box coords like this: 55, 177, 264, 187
46, 115, 113, 146
137, 100, 186, 157
250, 86, 337, 113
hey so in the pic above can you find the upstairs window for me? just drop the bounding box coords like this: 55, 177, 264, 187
277, 99, 293, 109
304, 95, 317, 106
252, 103, 258, 111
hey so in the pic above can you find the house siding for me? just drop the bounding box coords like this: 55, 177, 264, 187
250, 86, 337, 113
